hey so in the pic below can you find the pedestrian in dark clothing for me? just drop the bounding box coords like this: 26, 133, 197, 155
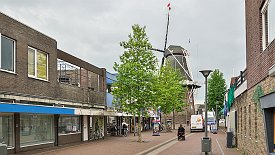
178, 124, 185, 140
178, 124, 185, 136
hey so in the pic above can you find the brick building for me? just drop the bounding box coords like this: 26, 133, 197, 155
227, 0, 275, 154
0, 12, 107, 154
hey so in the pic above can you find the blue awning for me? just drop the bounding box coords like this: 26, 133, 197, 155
0, 102, 75, 115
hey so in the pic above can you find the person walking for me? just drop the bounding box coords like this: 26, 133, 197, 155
122, 122, 128, 136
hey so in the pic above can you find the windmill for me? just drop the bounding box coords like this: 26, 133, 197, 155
151, 3, 200, 119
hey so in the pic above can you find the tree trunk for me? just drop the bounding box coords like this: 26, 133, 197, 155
164, 114, 167, 131
173, 109, 175, 130
138, 115, 142, 142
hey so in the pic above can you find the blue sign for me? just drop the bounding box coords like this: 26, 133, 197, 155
0, 102, 75, 115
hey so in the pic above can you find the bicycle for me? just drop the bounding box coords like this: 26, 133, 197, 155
93, 130, 100, 140
123, 128, 128, 137
93, 130, 104, 140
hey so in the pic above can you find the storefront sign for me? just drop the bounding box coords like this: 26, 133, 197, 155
0, 102, 74, 114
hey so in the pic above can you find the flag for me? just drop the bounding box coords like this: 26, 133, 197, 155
167, 3, 171, 10
224, 101, 227, 116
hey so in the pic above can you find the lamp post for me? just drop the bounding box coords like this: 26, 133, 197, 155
200, 70, 212, 154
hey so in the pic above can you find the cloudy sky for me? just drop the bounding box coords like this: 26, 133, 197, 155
0, 0, 246, 103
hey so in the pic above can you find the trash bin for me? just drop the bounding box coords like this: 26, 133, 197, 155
227, 131, 233, 148
201, 137, 211, 153
0, 142, 7, 155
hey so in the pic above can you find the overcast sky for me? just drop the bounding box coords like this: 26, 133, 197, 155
0, 0, 246, 103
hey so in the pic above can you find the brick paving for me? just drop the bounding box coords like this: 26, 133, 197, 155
157, 128, 241, 155
14, 126, 242, 155
16, 130, 177, 155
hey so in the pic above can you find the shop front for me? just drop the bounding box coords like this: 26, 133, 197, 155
106, 116, 117, 135
20, 114, 54, 147
58, 115, 81, 145
0, 102, 75, 153
104, 111, 132, 136
260, 92, 275, 154
90, 116, 104, 140
0, 113, 14, 149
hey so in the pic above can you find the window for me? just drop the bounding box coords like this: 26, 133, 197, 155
28, 47, 48, 80
20, 114, 54, 147
58, 116, 81, 135
262, 0, 275, 49
0, 113, 14, 148
0, 35, 15, 72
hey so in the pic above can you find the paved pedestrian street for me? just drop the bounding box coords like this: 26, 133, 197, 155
150, 130, 241, 155
14, 127, 241, 155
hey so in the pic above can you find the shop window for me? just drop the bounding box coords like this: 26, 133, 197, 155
0, 35, 16, 73
0, 114, 14, 148
261, 0, 275, 49
28, 46, 48, 80
58, 116, 81, 135
20, 114, 54, 147
90, 116, 104, 140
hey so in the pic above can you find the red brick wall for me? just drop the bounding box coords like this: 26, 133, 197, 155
245, 0, 275, 89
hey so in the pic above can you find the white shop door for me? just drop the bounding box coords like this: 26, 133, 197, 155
83, 116, 88, 141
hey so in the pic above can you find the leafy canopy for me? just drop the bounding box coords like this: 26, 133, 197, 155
154, 61, 186, 115
207, 69, 227, 114
113, 24, 158, 116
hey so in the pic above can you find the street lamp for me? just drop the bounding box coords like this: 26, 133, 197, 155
200, 69, 212, 155
200, 70, 212, 137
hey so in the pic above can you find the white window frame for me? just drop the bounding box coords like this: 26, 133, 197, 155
261, 0, 275, 50
28, 46, 48, 81
0, 34, 16, 74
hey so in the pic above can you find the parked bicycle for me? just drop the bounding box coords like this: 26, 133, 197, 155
93, 129, 104, 140
123, 128, 128, 137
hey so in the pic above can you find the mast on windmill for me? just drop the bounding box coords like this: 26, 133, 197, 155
151, 2, 171, 67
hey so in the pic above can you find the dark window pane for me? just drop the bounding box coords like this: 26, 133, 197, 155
1, 36, 14, 72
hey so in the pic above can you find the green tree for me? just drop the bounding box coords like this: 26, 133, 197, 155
207, 69, 227, 117
113, 24, 157, 142
154, 61, 187, 129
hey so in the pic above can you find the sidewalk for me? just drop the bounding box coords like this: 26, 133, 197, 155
157, 128, 241, 155
15, 130, 178, 155
14, 127, 242, 155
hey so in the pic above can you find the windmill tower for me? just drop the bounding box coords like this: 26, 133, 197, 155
151, 2, 201, 127
163, 45, 201, 127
